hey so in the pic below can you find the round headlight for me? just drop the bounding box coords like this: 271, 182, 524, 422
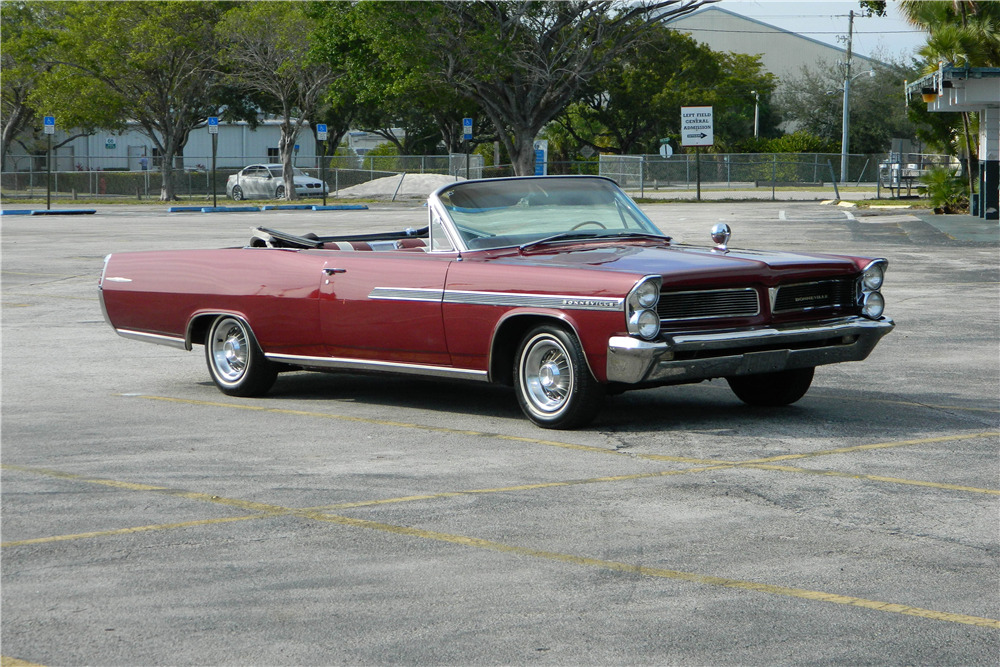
635, 280, 659, 308
861, 291, 885, 319
862, 262, 884, 291
632, 309, 660, 339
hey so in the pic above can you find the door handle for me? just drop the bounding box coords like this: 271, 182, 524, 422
323, 267, 346, 275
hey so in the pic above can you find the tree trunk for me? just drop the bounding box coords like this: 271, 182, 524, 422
158, 154, 176, 201
279, 125, 297, 201
510, 129, 538, 176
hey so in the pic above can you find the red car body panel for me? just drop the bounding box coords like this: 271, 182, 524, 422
102, 240, 875, 381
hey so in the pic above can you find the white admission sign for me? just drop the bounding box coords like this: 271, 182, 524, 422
680, 106, 713, 147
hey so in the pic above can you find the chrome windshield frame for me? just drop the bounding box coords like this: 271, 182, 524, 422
427, 175, 662, 253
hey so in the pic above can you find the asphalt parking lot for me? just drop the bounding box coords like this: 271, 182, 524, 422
2, 200, 998, 665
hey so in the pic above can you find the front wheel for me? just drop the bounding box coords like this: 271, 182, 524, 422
205, 316, 277, 397
231, 185, 244, 201
514, 324, 604, 429
726, 367, 814, 407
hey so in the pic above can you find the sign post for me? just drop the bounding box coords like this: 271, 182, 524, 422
208, 117, 219, 207
462, 118, 473, 179
680, 106, 713, 201
44, 116, 55, 210
533, 140, 548, 176
316, 124, 329, 205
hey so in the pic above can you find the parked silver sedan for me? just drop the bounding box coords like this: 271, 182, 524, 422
226, 164, 329, 200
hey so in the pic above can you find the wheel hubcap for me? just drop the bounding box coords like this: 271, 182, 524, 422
522, 336, 572, 414
212, 320, 248, 382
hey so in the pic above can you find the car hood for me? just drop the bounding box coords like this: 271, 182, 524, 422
483, 242, 862, 287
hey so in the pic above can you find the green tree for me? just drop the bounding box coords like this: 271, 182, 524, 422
778, 59, 920, 155
556, 28, 777, 156
309, 2, 496, 157
323, 1, 717, 176
32, 1, 230, 200
217, 1, 338, 200
1, 2, 61, 166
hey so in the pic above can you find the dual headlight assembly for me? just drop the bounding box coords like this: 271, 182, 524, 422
859, 259, 888, 320
626, 275, 662, 340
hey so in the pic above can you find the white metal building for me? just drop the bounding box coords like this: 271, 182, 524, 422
4, 119, 325, 174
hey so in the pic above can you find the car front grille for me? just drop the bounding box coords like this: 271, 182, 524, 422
772, 278, 857, 313
658, 287, 759, 321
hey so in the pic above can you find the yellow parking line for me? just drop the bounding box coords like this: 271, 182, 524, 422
304, 512, 1000, 630
1, 514, 272, 548
2, 655, 47, 667
743, 432, 1000, 465
745, 464, 1000, 495
4, 463, 995, 629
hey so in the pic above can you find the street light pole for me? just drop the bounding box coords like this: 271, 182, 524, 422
752, 90, 759, 138
840, 10, 854, 183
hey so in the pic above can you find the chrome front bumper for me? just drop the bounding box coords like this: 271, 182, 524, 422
606, 317, 894, 385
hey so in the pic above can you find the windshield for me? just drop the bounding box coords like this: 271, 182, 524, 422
434, 177, 664, 250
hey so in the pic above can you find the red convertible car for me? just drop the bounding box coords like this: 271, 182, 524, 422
100, 176, 893, 428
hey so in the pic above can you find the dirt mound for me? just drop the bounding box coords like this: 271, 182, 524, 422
337, 173, 464, 199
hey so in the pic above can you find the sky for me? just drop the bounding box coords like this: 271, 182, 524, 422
711, 0, 929, 62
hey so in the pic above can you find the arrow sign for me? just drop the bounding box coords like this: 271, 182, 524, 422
680, 106, 713, 147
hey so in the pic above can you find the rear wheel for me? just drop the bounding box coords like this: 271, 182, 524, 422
205, 315, 277, 397
726, 367, 814, 406
231, 185, 244, 201
274, 184, 286, 199
514, 324, 604, 429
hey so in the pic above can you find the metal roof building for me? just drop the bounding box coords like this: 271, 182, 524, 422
663, 6, 883, 86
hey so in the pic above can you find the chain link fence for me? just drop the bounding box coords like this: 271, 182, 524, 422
0, 153, 489, 199
598, 153, 888, 196
2, 151, 942, 201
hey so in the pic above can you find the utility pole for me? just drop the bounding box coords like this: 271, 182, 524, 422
840, 10, 854, 184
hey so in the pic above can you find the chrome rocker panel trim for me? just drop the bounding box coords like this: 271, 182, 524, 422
265, 353, 490, 382
607, 316, 894, 385
114, 328, 189, 350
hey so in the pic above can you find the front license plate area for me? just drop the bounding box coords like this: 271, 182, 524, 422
737, 349, 789, 375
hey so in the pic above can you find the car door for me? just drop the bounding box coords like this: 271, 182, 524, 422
318, 249, 455, 367
246, 166, 269, 198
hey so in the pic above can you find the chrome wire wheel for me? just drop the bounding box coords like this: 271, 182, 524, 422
520, 333, 574, 417
205, 315, 277, 397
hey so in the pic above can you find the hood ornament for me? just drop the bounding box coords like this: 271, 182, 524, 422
711, 223, 731, 251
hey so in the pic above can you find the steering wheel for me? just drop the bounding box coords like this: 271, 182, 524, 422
570, 220, 607, 230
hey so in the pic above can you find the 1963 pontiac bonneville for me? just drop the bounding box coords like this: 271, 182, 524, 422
99, 176, 893, 428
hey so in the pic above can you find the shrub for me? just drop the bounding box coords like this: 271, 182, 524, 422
922, 165, 968, 214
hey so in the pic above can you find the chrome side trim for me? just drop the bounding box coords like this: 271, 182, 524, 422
369, 287, 444, 302
265, 353, 490, 382
443, 289, 624, 311
115, 328, 188, 350
367, 286, 625, 311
